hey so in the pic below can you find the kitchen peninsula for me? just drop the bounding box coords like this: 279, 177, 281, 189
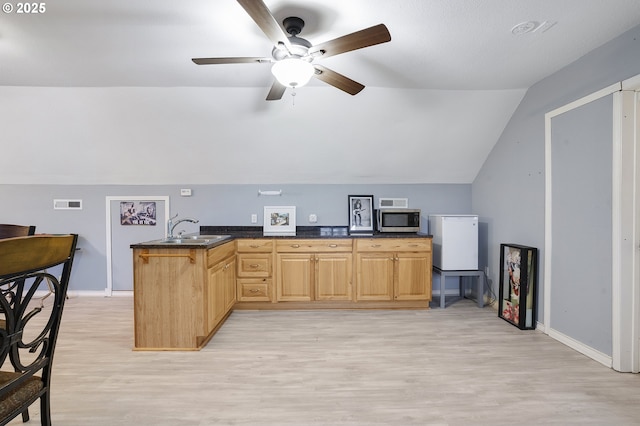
131, 226, 432, 351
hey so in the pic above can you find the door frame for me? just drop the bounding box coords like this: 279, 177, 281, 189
105, 195, 170, 296
544, 74, 640, 372
619, 73, 640, 373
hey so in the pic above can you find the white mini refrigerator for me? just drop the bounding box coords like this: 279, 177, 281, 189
429, 215, 478, 270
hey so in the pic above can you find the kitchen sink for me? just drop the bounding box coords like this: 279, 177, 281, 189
189, 235, 231, 242
182, 235, 231, 240
153, 235, 231, 245
161, 238, 209, 244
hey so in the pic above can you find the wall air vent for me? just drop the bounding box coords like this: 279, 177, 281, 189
53, 199, 83, 210
378, 198, 409, 209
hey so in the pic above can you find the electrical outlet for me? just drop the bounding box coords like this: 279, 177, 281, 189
485, 266, 489, 276
309, 214, 318, 223
251, 214, 258, 224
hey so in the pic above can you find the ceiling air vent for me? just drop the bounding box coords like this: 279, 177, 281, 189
53, 199, 83, 210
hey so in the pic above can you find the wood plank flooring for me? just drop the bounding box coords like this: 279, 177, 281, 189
10, 297, 640, 425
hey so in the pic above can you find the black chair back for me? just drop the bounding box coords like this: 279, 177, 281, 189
0, 234, 78, 426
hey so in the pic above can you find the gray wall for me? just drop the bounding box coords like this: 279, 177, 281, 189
550, 96, 613, 355
473, 24, 640, 330
0, 183, 470, 292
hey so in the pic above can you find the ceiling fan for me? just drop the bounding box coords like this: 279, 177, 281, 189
192, 0, 391, 101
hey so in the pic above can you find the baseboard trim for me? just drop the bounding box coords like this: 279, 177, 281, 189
548, 327, 612, 368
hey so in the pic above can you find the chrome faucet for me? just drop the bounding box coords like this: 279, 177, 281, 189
167, 214, 199, 239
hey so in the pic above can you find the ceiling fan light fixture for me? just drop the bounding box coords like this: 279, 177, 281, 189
271, 58, 314, 88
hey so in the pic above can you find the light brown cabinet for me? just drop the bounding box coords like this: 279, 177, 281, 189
206, 247, 236, 331
275, 239, 353, 302
355, 238, 432, 301
133, 236, 432, 350
133, 241, 235, 351
236, 239, 273, 302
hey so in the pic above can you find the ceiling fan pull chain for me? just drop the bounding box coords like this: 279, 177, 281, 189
291, 87, 296, 106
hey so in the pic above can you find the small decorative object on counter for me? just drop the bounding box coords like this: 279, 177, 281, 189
498, 243, 538, 330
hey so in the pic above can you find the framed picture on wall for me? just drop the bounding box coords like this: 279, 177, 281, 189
120, 201, 157, 226
498, 243, 538, 330
263, 206, 296, 236
348, 195, 374, 235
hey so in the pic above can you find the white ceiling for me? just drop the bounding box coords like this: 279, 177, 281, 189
2, 0, 640, 89
1, 1, 640, 185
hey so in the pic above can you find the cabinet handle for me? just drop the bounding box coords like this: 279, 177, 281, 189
371, 244, 381, 248
249, 264, 260, 268
249, 289, 261, 293
290, 244, 300, 248
328, 244, 338, 248
249, 244, 260, 248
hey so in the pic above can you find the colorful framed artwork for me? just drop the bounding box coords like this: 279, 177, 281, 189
498, 243, 538, 330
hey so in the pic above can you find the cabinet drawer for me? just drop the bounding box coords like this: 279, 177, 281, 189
206, 241, 236, 268
237, 278, 271, 301
236, 239, 273, 253
355, 238, 432, 252
237, 253, 272, 277
276, 239, 353, 253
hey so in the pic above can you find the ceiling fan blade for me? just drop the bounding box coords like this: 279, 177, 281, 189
313, 65, 365, 95
192, 57, 272, 65
236, 0, 292, 51
309, 24, 391, 59
266, 80, 287, 101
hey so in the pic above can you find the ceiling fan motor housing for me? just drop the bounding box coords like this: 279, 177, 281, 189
272, 17, 312, 61
272, 35, 311, 60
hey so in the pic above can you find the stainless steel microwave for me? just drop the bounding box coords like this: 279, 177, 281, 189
376, 209, 421, 233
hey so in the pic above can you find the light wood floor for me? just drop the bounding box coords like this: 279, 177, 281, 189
10, 297, 640, 425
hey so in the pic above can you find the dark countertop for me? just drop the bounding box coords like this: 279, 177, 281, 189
131, 226, 432, 249
199, 226, 432, 239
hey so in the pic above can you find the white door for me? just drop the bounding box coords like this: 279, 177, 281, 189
106, 196, 169, 293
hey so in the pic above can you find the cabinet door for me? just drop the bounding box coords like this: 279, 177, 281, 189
207, 261, 226, 331
207, 256, 236, 331
356, 252, 394, 301
224, 257, 237, 312
395, 252, 431, 300
316, 253, 353, 301
276, 253, 313, 301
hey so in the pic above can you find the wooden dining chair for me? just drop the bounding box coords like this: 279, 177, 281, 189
0, 234, 78, 426
0, 224, 36, 332
0, 225, 36, 240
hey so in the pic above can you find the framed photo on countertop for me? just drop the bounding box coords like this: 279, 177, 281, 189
263, 206, 296, 236
348, 195, 374, 235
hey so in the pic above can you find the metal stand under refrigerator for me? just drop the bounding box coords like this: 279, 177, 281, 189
429, 215, 482, 308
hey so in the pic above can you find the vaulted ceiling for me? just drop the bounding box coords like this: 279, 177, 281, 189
2, 1, 640, 184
